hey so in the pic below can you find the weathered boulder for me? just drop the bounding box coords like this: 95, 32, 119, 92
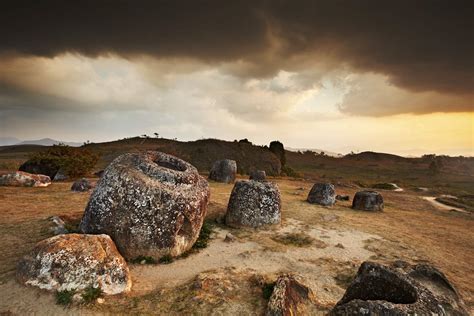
307, 183, 336, 206
16, 234, 131, 295
19, 160, 60, 179
249, 170, 266, 181
225, 180, 281, 228
336, 194, 350, 201
53, 168, 68, 181
266, 274, 316, 316
330, 261, 468, 315
49, 216, 68, 235
352, 190, 384, 211
80, 151, 210, 260
71, 178, 93, 192
209, 159, 237, 183
0, 171, 51, 187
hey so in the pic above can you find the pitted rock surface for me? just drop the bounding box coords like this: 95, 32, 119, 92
266, 274, 316, 316
71, 178, 93, 192
249, 170, 266, 181
225, 180, 281, 228
80, 151, 210, 260
209, 159, 237, 183
307, 183, 336, 206
16, 234, 131, 295
330, 261, 468, 315
0, 171, 51, 187
352, 190, 384, 211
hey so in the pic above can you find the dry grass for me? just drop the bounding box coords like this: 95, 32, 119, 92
0, 176, 473, 313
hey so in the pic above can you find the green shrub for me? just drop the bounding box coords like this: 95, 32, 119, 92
281, 165, 301, 178
371, 183, 397, 190
81, 286, 103, 304
56, 289, 75, 306
192, 221, 213, 249
159, 255, 174, 264
29, 144, 99, 178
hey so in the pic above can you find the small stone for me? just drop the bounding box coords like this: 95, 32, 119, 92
352, 191, 384, 211
336, 194, 350, 201
97, 298, 105, 304
71, 178, 93, 192
335, 243, 345, 249
249, 170, 266, 181
307, 183, 336, 206
140, 260, 146, 265
224, 233, 237, 243
225, 180, 281, 228
209, 159, 237, 183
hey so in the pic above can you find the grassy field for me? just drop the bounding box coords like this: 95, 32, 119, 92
0, 177, 473, 314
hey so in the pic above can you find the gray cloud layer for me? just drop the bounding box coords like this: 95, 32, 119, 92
1, 0, 473, 97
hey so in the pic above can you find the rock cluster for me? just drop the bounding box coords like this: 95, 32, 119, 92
0, 171, 51, 187
209, 159, 237, 183
71, 178, 93, 192
80, 151, 210, 260
330, 261, 468, 315
266, 274, 316, 316
307, 183, 336, 206
16, 234, 131, 295
249, 170, 266, 181
352, 190, 384, 211
225, 180, 281, 228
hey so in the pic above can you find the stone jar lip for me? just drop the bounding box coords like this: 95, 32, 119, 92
109, 151, 201, 186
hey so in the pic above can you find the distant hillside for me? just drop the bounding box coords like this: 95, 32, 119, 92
83, 137, 282, 175
286, 147, 342, 157
18, 138, 82, 147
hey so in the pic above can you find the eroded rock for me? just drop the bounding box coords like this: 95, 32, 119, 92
0, 171, 51, 187
225, 180, 281, 228
330, 261, 468, 315
16, 234, 131, 295
266, 274, 316, 316
352, 190, 384, 211
209, 159, 237, 183
53, 168, 68, 181
71, 178, 93, 192
80, 151, 210, 260
249, 170, 266, 181
307, 183, 336, 206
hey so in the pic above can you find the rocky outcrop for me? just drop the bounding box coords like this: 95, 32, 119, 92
352, 190, 384, 211
330, 261, 468, 315
19, 160, 60, 179
266, 274, 316, 316
225, 180, 281, 228
71, 178, 93, 192
0, 171, 51, 187
209, 159, 237, 183
80, 151, 210, 260
249, 170, 266, 181
307, 183, 336, 206
16, 234, 131, 295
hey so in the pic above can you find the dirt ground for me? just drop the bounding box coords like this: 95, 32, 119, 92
0, 177, 473, 315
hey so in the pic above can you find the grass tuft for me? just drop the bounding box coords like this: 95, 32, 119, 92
81, 286, 103, 304
272, 232, 314, 247
130, 255, 157, 264
192, 221, 213, 249
159, 255, 174, 264
56, 289, 75, 306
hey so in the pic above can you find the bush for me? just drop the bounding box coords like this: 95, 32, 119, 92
56, 289, 75, 306
262, 282, 276, 300
159, 255, 174, 264
28, 144, 99, 178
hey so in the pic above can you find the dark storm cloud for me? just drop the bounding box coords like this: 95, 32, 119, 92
1, 0, 473, 95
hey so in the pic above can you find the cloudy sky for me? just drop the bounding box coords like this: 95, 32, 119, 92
0, 1, 472, 156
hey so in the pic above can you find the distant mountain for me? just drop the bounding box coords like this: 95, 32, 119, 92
0, 137, 83, 147
286, 147, 342, 157
0, 137, 21, 146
